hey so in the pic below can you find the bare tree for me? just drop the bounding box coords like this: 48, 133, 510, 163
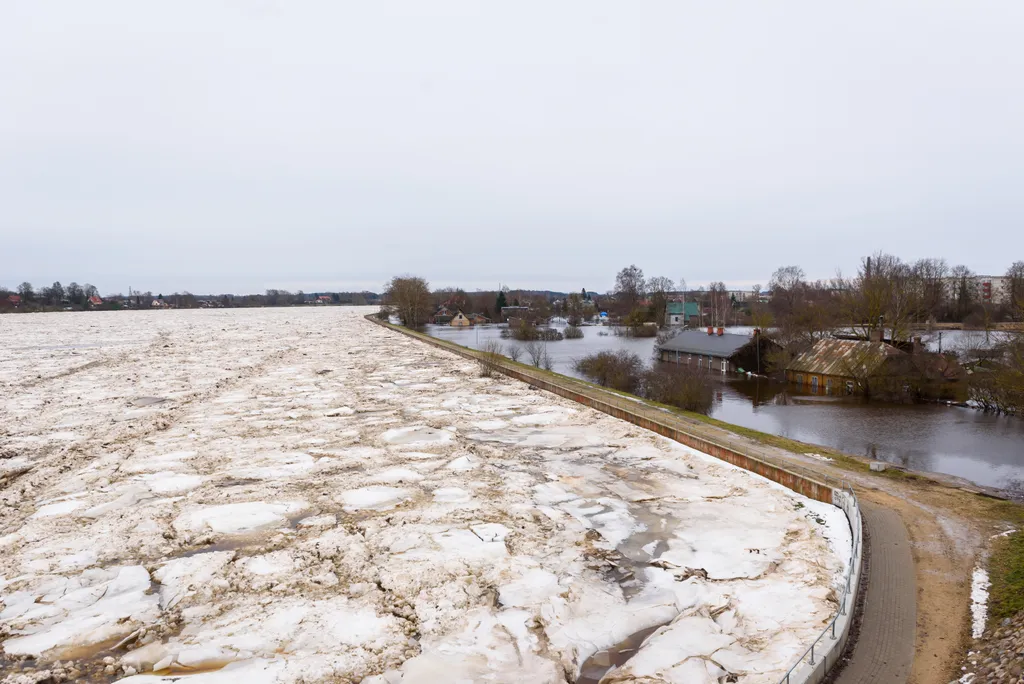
707, 281, 730, 327
949, 264, 976, 322
524, 341, 544, 367
1007, 261, 1024, 318
17, 282, 34, 302
506, 345, 523, 363
646, 276, 674, 327
46, 281, 65, 306
614, 265, 646, 315
841, 253, 920, 343
913, 258, 949, 322
565, 292, 585, 326
385, 275, 432, 327
66, 282, 84, 307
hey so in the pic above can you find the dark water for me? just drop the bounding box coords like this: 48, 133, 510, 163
715, 378, 1024, 489
425, 324, 1024, 489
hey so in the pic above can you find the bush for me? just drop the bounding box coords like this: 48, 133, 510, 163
525, 341, 545, 367
503, 320, 564, 341
643, 364, 714, 414
574, 351, 645, 394
564, 325, 584, 339
506, 345, 523, 363
574, 353, 714, 414
612, 324, 658, 338
478, 340, 505, 377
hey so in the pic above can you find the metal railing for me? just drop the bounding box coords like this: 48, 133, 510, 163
778, 484, 862, 684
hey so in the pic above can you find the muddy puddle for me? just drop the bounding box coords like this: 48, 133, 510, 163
576, 623, 665, 684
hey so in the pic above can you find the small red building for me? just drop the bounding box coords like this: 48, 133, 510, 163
88, 295, 103, 307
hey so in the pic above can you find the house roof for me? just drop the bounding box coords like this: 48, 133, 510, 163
8, 294, 21, 303
787, 339, 904, 377
666, 301, 700, 316
88, 295, 103, 304
659, 330, 752, 357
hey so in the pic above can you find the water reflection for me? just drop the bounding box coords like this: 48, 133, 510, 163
424, 325, 1024, 489
712, 376, 1024, 488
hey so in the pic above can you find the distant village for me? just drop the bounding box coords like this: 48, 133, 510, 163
384, 256, 1023, 415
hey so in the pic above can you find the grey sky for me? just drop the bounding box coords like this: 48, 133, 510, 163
2, 1, 1023, 295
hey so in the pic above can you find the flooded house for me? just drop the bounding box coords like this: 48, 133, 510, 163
432, 306, 455, 325
657, 328, 762, 372
786, 339, 901, 395
666, 301, 700, 326
450, 312, 471, 327
786, 337, 965, 400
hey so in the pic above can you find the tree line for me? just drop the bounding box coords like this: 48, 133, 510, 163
0, 282, 381, 312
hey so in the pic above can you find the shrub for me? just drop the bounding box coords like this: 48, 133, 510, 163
643, 364, 714, 414
478, 340, 504, 377
564, 325, 584, 339
525, 341, 545, 367
574, 353, 714, 414
504, 320, 564, 341
506, 345, 523, 363
574, 351, 645, 394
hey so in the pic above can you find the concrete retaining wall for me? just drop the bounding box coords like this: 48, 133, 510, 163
368, 317, 834, 502
367, 317, 864, 683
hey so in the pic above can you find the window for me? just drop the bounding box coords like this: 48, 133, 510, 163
795, 374, 804, 385
826, 378, 833, 395
846, 380, 855, 395
811, 376, 819, 392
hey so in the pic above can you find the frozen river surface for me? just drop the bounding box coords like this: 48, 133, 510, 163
1, 308, 847, 683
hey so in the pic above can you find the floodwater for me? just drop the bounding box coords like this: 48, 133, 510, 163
425, 324, 1024, 489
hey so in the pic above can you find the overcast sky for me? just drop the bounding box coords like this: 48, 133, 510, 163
2, 1, 1023, 295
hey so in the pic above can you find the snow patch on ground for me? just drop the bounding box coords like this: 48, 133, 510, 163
970, 567, 991, 639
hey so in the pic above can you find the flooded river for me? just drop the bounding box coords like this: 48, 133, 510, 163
425, 324, 1024, 490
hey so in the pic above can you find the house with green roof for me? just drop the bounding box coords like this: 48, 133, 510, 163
666, 301, 700, 326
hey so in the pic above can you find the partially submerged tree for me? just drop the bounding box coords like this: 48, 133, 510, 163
385, 275, 432, 327
614, 265, 646, 316
565, 292, 586, 326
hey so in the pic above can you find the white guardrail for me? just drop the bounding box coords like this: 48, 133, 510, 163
778, 481, 864, 684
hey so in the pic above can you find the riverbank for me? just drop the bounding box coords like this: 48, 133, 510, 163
425, 323, 1024, 489
382, 316, 1024, 684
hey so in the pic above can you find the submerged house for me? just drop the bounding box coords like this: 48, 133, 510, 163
786, 339, 904, 395
432, 306, 454, 325
666, 301, 700, 326
450, 312, 471, 327
657, 328, 762, 373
